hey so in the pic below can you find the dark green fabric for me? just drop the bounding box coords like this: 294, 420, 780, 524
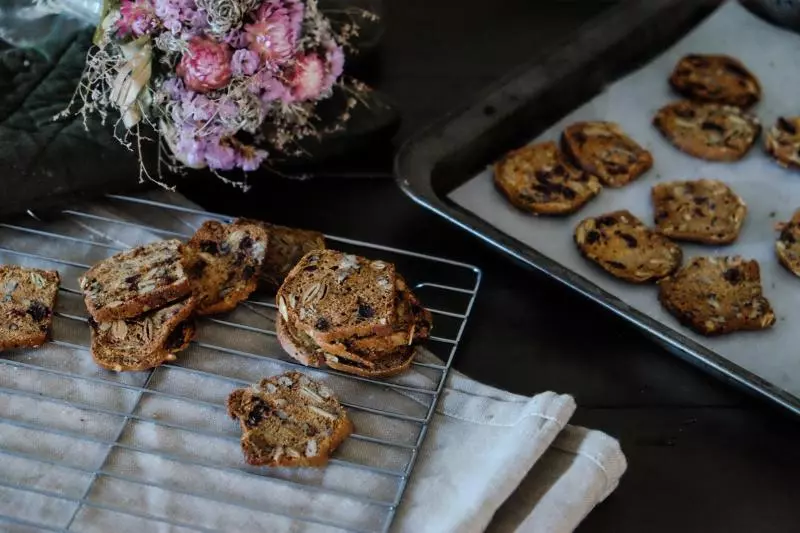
0, 29, 145, 219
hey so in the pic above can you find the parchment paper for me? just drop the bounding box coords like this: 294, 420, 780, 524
450, 1, 800, 397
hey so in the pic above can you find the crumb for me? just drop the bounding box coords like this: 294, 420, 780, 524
770, 211, 776, 218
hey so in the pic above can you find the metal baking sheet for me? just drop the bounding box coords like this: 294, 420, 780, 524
397, 0, 800, 415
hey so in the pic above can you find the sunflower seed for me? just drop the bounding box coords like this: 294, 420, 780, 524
278, 296, 288, 321
273, 446, 284, 462
142, 319, 154, 342
370, 261, 387, 271
286, 447, 302, 458
308, 405, 337, 420
277, 376, 293, 387
111, 321, 128, 341
305, 440, 318, 457
302, 282, 327, 305
30, 272, 46, 288
3, 280, 18, 294
299, 386, 324, 404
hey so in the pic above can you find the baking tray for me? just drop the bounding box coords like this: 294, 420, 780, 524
395, 0, 800, 416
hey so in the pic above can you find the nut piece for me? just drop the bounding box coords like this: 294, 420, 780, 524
110, 320, 128, 341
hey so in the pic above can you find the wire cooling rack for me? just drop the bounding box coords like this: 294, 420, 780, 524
0, 194, 481, 533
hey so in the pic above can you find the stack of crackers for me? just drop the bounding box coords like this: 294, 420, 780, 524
275, 250, 433, 378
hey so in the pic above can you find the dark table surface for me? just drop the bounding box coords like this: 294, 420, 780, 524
181, 1, 800, 531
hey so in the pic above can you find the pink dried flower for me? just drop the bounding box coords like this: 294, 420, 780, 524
182, 93, 215, 122
177, 36, 233, 93
288, 53, 326, 101
322, 40, 345, 93
261, 75, 289, 103
239, 145, 268, 171
244, 4, 297, 65
258, 0, 304, 42
154, 0, 202, 35
175, 134, 207, 168
204, 138, 238, 170
231, 49, 260, 76
117, 0, 158, 37
224, 29, 249, 49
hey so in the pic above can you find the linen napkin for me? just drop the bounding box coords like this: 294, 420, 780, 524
0, 190, 626, 533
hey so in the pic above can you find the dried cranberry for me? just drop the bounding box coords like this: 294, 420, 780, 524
243, 265, 255, 280
673, 106, 696, 119
186, 258, 207, 278
778, 117, 797, 136
124, 274, 141, 289
781, 228, 796, 244
605, 261, 626, 270
585, 230, 601, 245
164, 322, 190, 350
357, 301, 375, 319
239, 236, 253, 250
199, 240, 219, 255
701, 121, 726, 133
596, 216, 617, 227
26, 301, 50, 322
233, 252, 246, 267
722, 60, 749, 78
619, 233, 638, 248
245, 398, 272, 429
604, 162, 627, 174
315, 317, 330, 331
723, 268, 742, 285
573, 131, 588, 144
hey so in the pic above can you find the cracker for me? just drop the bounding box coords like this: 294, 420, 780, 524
652, 179, 746, 245
574, 210, 682, 283
561, 121, 653, 187
669, 54, 761, 108
183, 220, 269, 316
79, 239, 190, 322
658, 256, 775, 336
227, 372, 353, 467
0, 266, 60, 351
493, 141, 602, 215
776, 208, 800, 278
765, 117, 800, 170
653, 100, 760, 161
